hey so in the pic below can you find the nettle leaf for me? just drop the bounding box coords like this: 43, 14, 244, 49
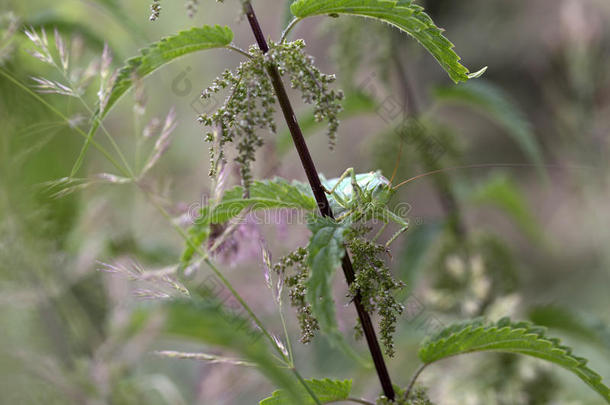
419, 317, 610, 402
180, 178, 316, 270
306, 216, 363, 362
211, 178, 317, 223
307, 216, 348, 334
159, 298, 303, 404
434, 81, 545, 172
260, 378, 352, 405
105, 25, 233, 120
290, 0, 485, 83
73, 25, 233, 175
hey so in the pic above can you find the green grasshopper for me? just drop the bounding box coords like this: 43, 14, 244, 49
320, 162, 547, 248
321, 168, 409, 248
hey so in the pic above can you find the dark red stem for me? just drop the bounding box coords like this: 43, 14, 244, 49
243, 2, 395, 400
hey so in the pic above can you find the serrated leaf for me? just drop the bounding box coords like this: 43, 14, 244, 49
180, 178, 317, 270
211, 178, 317, 223
434, 81, 545, 174
306, 216, 363, 362
73, 25, 233, 175
290, 0, 481, 83
419, 317, 610, 402
105, 25, 233, 118
307, 216, 348, 335
260, 378, 352, 405
159, 298, 304, 404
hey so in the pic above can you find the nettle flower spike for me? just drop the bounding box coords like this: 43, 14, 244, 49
268, 40, 344, 148
347, 227, 406, 357
199, 40, 344, 192
149, 0, 161, 21
274, 247, 320, 344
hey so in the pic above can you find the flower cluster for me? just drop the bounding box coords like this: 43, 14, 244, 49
200, 45, 274, 192
149, 0, 161, 21
269, 39, 344, 148
273, 247, 320, 344
347, 227, 406, 357
376, 386, 435, 405
200, 40, 344, 193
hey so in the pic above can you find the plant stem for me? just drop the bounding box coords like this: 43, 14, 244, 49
226, 44, 253, 59
0, 68, 131, 178
140, 187, 288, 363
328, 399, 375, 405
403, 363, 427, 399
281, 17, 301, 43
292, 368, 323, 405
243, 2, 395, 400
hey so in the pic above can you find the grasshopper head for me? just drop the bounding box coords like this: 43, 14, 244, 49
369, 172, 395, 205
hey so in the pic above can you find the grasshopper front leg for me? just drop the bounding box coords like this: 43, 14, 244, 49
324, 167, 355, 195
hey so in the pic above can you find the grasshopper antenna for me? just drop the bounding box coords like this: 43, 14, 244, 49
391, 162, 596, 191
389, 138, 404, 186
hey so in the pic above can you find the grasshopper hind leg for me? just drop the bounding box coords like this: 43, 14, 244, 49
386, 222, 409, 248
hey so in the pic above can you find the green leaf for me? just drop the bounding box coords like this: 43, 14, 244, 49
276, 91, 376, 155
419, 317, 610, 402
104, 25, 233, 119
72, 25, 233, 176
290, 0, 483, 83
211, 178, 317, 223
160, 298, 304, 404
306, 216, 364, 363
260, 378, 352, 405
434, 81, 545, 173
529, 306, 610, 352
180, 178, 317, 270
468, 173, 542, 242
307, 216, 348, 337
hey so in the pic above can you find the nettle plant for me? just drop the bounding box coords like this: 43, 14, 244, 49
8, 0, 610, 404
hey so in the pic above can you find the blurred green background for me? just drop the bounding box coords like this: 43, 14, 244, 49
1, 0, 609, 404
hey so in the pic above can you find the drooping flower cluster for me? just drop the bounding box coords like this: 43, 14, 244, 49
200, 45, 274, 191
268, 39, 344, 148
149, 0, 161, 21
273, 247, 320, 344
347, 227, 406, 357
199, 40, 344, 192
